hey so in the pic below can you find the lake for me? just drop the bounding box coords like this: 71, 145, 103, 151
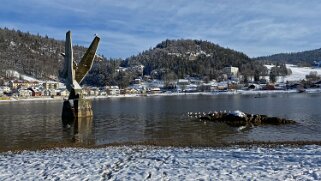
1, 93, 321, 151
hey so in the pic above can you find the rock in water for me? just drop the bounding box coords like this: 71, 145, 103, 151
189, 110, 296, 127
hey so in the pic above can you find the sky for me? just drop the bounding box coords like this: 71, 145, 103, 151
1, 0, 321, 59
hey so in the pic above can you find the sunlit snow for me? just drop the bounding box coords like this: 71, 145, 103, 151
1, 146, 320, 180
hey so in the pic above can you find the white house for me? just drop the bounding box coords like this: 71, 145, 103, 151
0, 86, 11, 93
223, 66, 239, 77
43, 89, 56, 96
177, 79, 189, 85
18, 89, 32, 97
106, 86, 120, 95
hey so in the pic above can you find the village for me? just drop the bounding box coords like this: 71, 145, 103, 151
1, 64, 321, 101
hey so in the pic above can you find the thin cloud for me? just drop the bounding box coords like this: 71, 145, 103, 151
1, 0, 321, 58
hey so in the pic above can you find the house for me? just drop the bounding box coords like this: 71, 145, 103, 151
28, 88, 42, 96
125, 88, 139, 94
149, 87, 161, 94
177, 79, 189, 85
0, 89, 3, 96
223, 66, 239, 77
99, 90, 107, 96
217, 82, 228, 90
89, 89, 100, 96
0, 86, 11, 93
81, 89, 89, 96
43, 81, 59, 90
133, 78, 142, 84
43, 89, 56, 96
18, 89, 32, 97
106, 86, 120, 95
10, 80, 39, 89
184, 84, 198, 92
56, 89, 69, 97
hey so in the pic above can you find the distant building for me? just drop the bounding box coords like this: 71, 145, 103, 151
18, 89, 32, 97
223, 66, 239, 77
0, 86, 11, 93
89, 88, 100, 96
149, 87, 161, 94
10, 80, 39, 89
177, 79, 190, 85
28, 88, 42, 97
5, 70, 20, 79
125, 88, 139, 94
43, 81, 59, 90
43, 89, 56, 96
56, 89, 69, 97
106, 86, 120, 95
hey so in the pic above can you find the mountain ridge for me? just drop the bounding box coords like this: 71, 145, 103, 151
254, 48, 321, 66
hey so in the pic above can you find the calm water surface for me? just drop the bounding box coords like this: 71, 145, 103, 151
0, 93, 321, 150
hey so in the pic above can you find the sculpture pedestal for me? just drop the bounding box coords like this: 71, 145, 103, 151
62, 98, 93, 120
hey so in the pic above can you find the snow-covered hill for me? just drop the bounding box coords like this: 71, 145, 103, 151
265, 64, 321, 82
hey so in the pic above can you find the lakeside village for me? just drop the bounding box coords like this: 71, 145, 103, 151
1, 64, 321, 101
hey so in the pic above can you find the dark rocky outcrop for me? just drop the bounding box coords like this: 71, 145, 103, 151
188, 110, 296, 127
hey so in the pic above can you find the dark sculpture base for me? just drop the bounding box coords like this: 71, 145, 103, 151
62, 98, 93, 120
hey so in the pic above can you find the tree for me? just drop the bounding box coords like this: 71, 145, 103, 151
269, 67, 278, 83
162, 71, 177, 88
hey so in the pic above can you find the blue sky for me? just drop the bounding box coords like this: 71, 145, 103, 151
1, 0, 321, 59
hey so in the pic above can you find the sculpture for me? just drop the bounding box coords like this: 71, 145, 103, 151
61, 31, 100, 119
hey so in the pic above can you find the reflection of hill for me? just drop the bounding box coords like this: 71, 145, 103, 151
62, 117, 94, 145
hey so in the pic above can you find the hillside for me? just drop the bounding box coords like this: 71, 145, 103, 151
255, 48, 321, 66
0, 28, 270, 87
125, 39, 267, 80
0, 27, 102, 80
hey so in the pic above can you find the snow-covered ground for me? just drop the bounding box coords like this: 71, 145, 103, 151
265, 64, 321, 82
1, 145, 320, 180
285, 64, 321, 82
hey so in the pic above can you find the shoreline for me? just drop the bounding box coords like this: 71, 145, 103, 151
2, 140, 321, 153
1, 88, 321, 103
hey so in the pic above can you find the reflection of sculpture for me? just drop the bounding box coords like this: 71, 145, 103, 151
61, 31, 100, 119
62, 116, 94, 144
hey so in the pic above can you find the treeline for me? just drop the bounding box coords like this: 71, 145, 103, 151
255, 48, 321, 66
82, 58, 137, 88
1, 28, 292, 88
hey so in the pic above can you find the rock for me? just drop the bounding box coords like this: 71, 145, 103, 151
189, 110, 296, 127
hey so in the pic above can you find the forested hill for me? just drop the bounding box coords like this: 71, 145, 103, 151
125, 39, 267, 80
0, 28, 269, 87
254, 48, 321, 66
0, 27, 103, 80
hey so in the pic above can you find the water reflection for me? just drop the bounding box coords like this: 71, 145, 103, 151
62, 117, 94, 145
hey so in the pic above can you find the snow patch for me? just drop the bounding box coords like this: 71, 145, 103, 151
230, 110, 246, 117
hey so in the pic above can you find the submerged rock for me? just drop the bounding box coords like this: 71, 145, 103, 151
188, 110, 296, 127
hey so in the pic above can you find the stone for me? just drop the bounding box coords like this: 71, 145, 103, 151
189, 110, 296, 127
61, 31, 100, 120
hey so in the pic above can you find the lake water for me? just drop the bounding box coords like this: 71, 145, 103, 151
1, 93, 321, 151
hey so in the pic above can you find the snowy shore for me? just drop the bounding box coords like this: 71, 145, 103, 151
1, 88, 321, 103
1, 145, 320, 180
